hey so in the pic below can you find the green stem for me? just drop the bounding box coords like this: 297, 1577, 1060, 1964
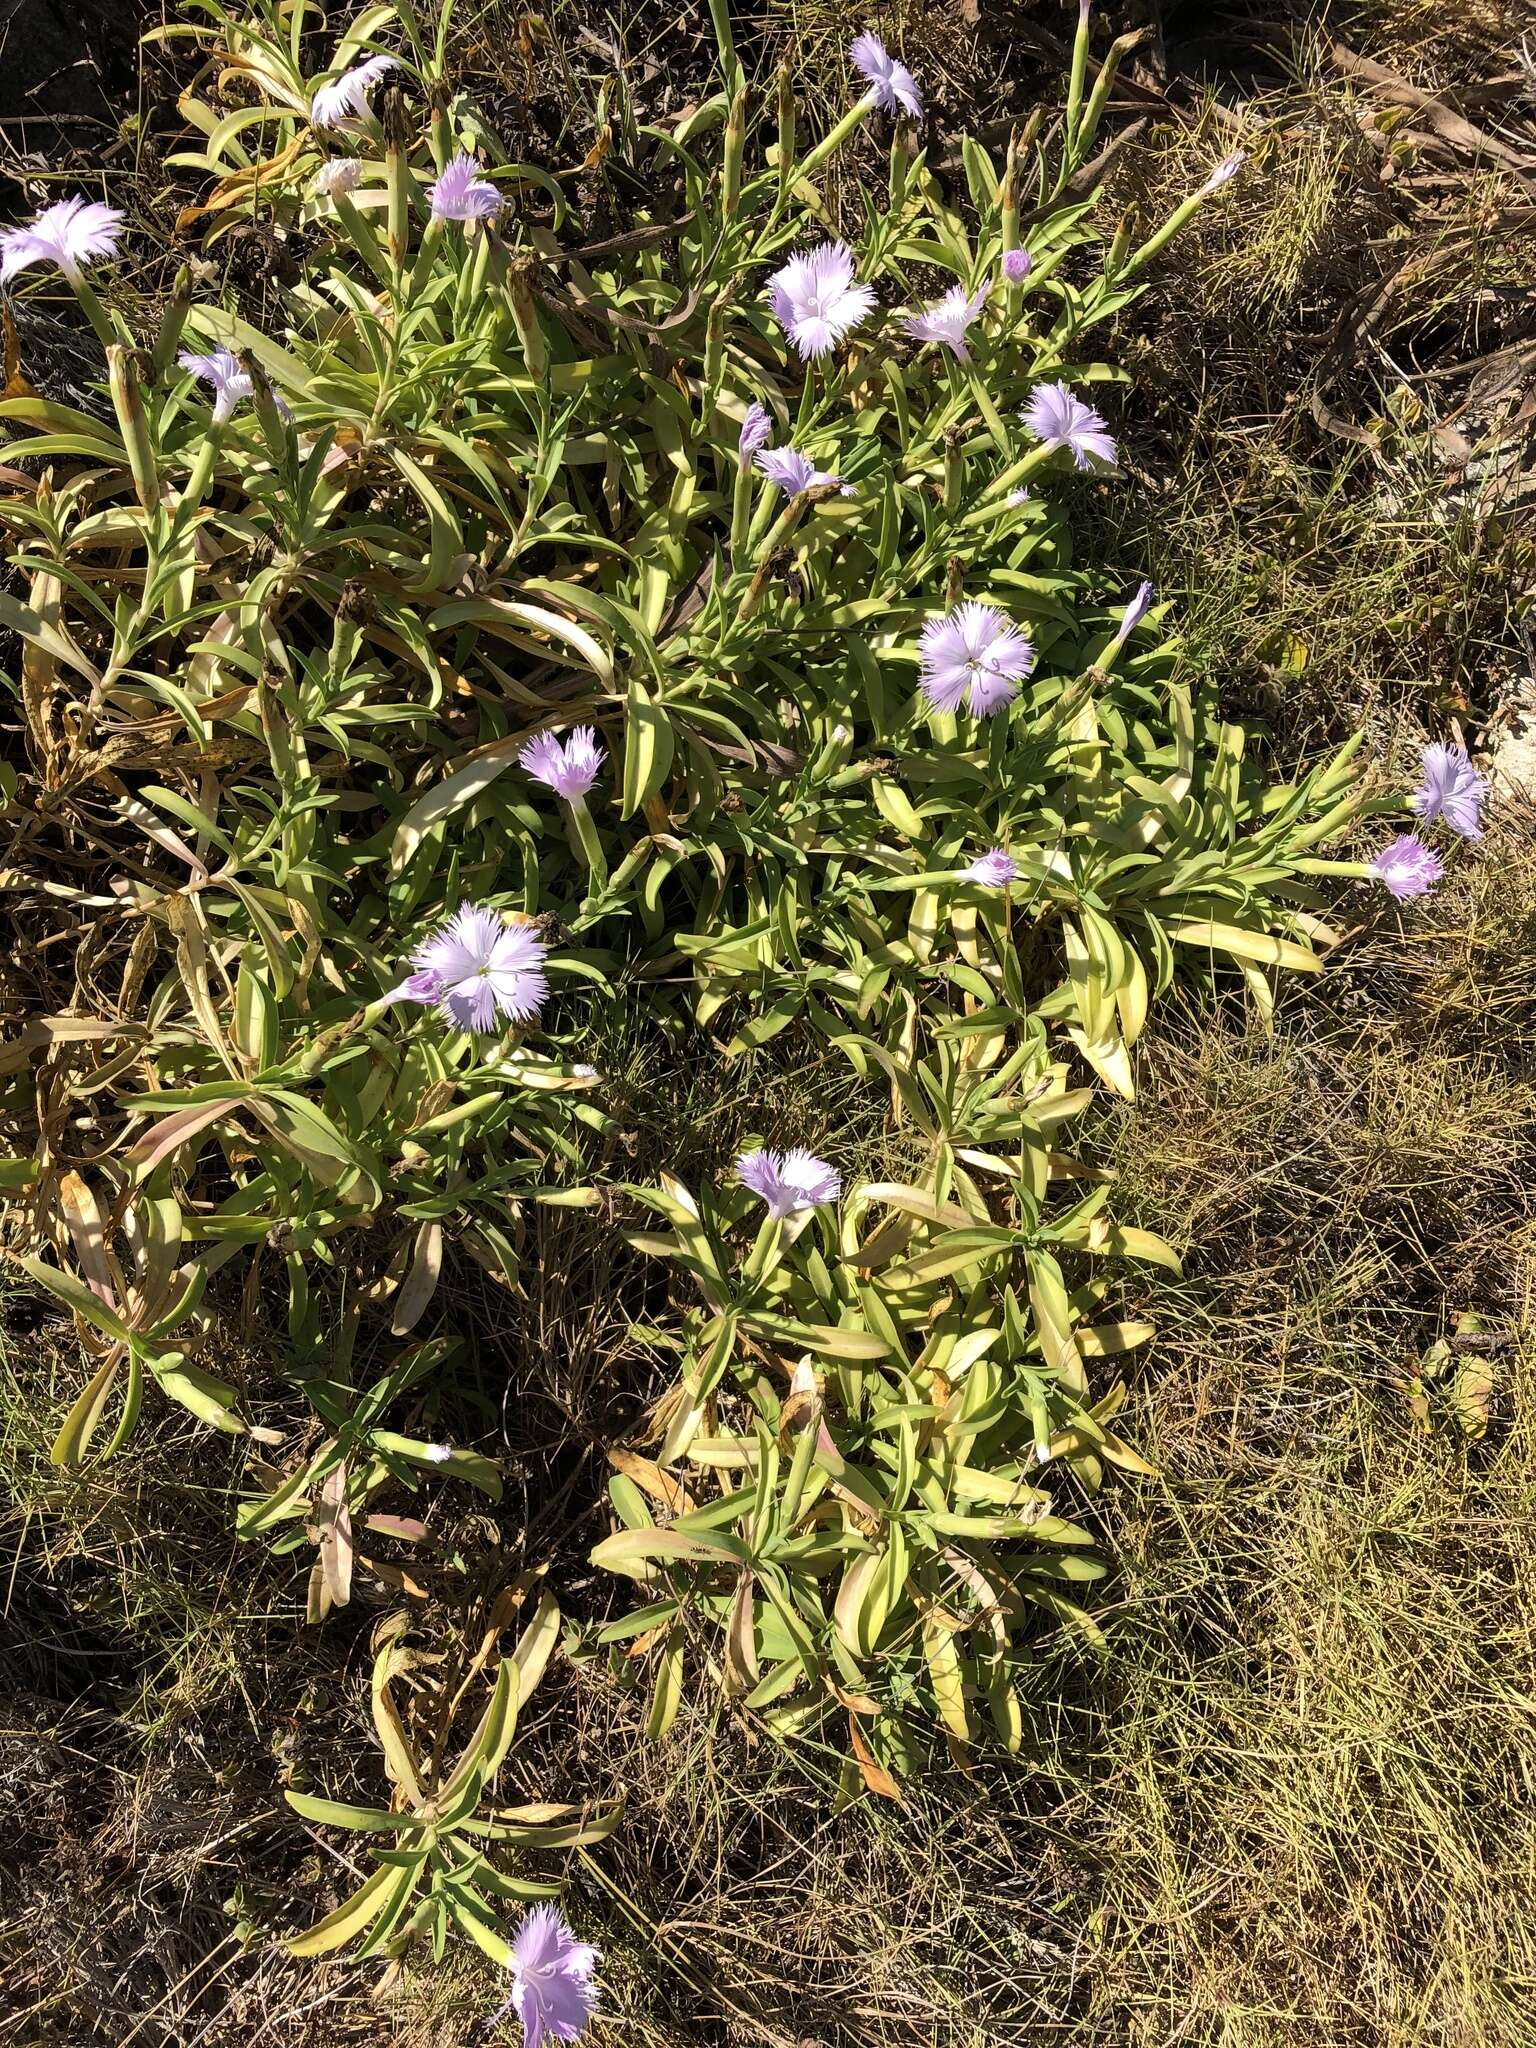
729, 459, 755, 564
1119, 186, 1215, 281
959, 442, 1055, 522
569, 796, 609, 899
169, 424, 223, 541
69, 271, 120, 352
704, 0, 741, 91
1064, 0, 1092, 149
774, 62, 796, 210
734, 496, 809, 621
295, 992, 402, 1079
1066, 30, 1139, 182
771, 91, 878, 223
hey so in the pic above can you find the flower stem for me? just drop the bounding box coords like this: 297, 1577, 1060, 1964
568, 796, 609, 901
729, 459, 755, 566
294, 993, 400, 1079
69, 272, 119, 352
772, 91, 878, 223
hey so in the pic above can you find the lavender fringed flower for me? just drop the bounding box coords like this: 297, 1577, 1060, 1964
1006, 486, 1031, 508
850, 31, 923, 119
1002, 248, 1032, 283
1411, 742, 1486, 840
767, 242, 876, 360
0, 195, 123, 282
738, 400, 773, 463
755, 444, 849, 497
1021, 381, 1118, 470
490, 1905, 600, 2048
314, 158, 363, 198
903, 281, 989, 362
179, 348, 291, 425
1199, 149, 1247, 197
964, 849, 1021, 886
396, 903, 548, 1033
1369, 834, 1444, 902
738, 1148, 842, 1219
310, 54, 397, 129
429, 151, 503, 221
178, 348, 253, 424
519, 725, 605, 802
919, 600, 1035, 717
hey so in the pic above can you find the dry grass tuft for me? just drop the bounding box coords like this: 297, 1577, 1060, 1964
1048, 969, 1536, 2044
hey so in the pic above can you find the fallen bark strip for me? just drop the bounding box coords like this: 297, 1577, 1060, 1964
1329, 40, 1536, 178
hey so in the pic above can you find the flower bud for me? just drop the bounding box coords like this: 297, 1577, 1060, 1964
723, 84, 746, 216
150, 263, 193, 380
380, 82, 413, 154
942, 427, 963, 514
774, 60, 795, 195
107, 345, 160, 513
809, 724, 854, 782
1106, 209, 1135, 275
238, 348, 290, 447
507, 258, 548, 381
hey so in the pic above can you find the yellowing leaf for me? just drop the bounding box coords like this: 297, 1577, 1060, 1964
1166, 920, 1323, 974
286, 1860, 400, 1957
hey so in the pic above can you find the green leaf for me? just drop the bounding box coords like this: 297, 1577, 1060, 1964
621, 674, 676, 817
646, 1622, 685, 1739
439, 1655, 517, 1804
49, 1349, 125, 1469
590, 1525, 750, 1575
155, 1357, 245, 1434
284, 1790, 419, 1833
12, 1254, 128, 1342
389, 735, 526, 875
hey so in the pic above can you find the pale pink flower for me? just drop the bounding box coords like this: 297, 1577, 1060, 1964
314, 158, 363, 198
519, 725, 604, 802
767, 242, 876, 360
903, 281, 989, 362
311, 54, 397, 130
1369, 834, 1443, 902
178, 348, 252, 424
1109, 579, 1155, 651
492, 1905, 600, 2048
1199, 150, 1247, 198
964, 849, 1021, 886
1021, 381, 1118, 470
737, 1148, 842, 1218
178, 348, 291, 425
1410, 743, 1486, 841
755, 444, 849, 496
0, 194, 123, 282
850, 31, 922, 119
919, 600, 1035, 717
394, 903, 548, 1032
429, 151, 503, 221
738, 400, 773, 462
